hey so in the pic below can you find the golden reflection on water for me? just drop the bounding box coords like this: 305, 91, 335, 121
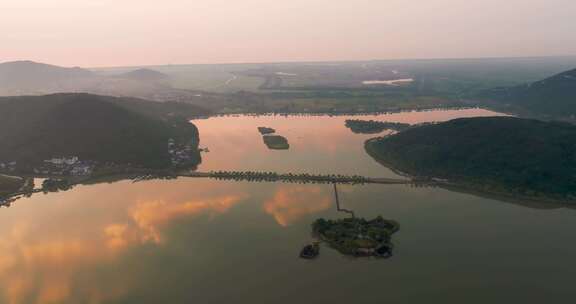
128, 195, 243, 244
0, 221, 126, 304
192, 109, 506, 173
0, 109, 509, 303
264, 185, 332, 227
0, 179, 246, 304
0, 180, 341, 302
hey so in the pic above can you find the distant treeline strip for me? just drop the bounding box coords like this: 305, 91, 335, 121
197, 106, 481, 119
135, 170, 425, 186
345, 119, 410, 134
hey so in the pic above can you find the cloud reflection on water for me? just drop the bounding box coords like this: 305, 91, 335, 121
264, 185, 332, 226
0, 180, 245, 304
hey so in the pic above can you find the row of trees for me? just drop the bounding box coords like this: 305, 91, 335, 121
209, 170, 370, 185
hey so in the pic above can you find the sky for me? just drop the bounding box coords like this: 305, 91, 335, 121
1, 0, 575, 67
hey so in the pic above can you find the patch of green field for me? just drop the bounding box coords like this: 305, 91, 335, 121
0, 174, 24, 196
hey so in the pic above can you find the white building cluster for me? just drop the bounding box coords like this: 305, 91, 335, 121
36, 156, 93, 176
168, 138, 196, 166
44, 156, 79, 166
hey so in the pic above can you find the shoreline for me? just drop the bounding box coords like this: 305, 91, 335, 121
190, 105, 487, 119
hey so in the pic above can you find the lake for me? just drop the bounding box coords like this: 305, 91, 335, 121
1, 108, 575, 303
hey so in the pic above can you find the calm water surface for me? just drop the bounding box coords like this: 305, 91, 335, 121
2, 109, 575, 304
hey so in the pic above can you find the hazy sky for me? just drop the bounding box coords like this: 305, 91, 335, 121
1, 0, 575, 67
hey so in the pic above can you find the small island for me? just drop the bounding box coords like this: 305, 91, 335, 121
345, 119, 409, 134
299, 242, 320, 259
257, 127, 276, 135
263, 135, 290, 150
312, 216, 399, 257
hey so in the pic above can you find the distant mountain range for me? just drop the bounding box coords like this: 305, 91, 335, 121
366, 116, 576, 200
0, 61, 95, 94
0, 93, 208, 170
0, 61, 175, 99
482, 68, 576, 119
118, 68, 169, 82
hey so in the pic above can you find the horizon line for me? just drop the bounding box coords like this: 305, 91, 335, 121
2, 54, 576, 70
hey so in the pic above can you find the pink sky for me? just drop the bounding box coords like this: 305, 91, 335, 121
1, 0, 575, 67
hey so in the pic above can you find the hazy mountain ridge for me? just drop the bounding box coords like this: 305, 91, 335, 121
117, 68, 170, 82
0, 61, 178, 100
0, 60, 95, 94
483, 67, 576, 118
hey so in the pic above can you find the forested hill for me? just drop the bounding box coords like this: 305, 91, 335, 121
366, 116, 576, 199
0, 93, 209, 169
483, 68, 576, 118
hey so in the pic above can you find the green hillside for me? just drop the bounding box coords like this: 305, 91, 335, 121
0, 93, 208, 170
366, 117, 576, 199
483, 68, 576, 118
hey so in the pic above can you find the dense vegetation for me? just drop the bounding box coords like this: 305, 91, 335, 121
366, 117, 576, 199
0, 93, 208, 169
262, 135, 290, 150
257, 127, 275, 134
345, 119, 409, 134
313, 216, 399, 257
482, 68, 576, 119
